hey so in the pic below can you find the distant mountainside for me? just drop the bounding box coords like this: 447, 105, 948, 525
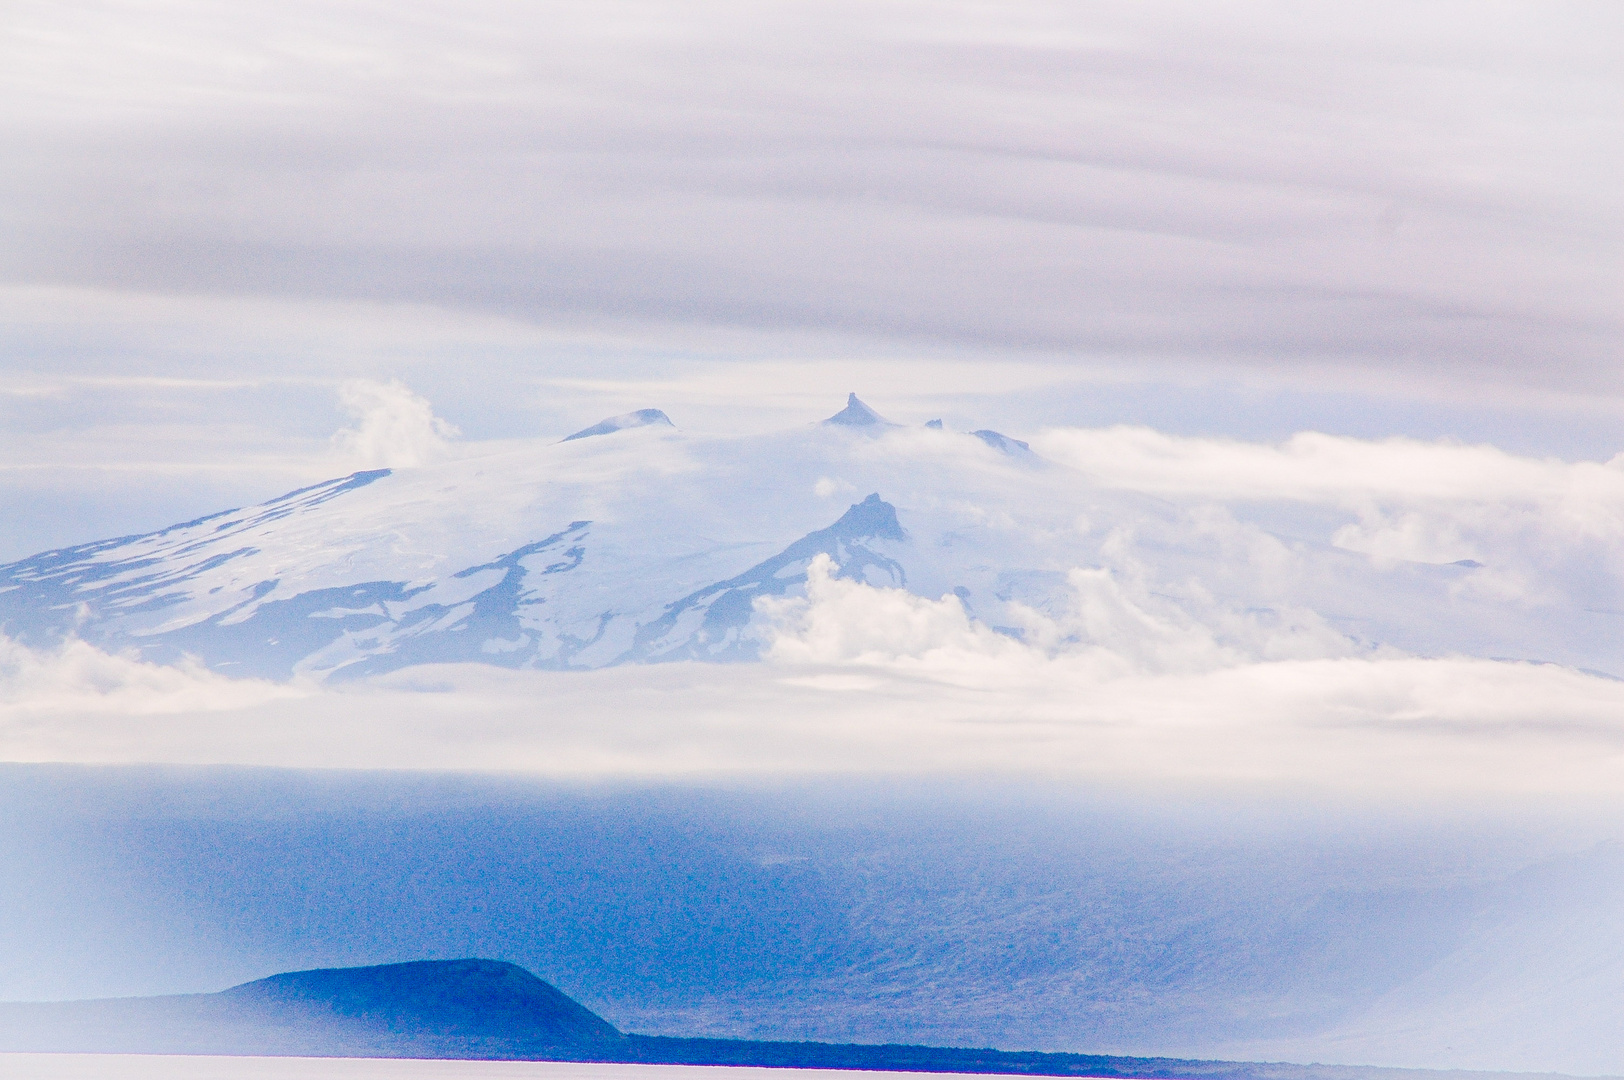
2, 394, 1619, 679
0, 396, 1061, 679
0, 959, 618, 1058
0, 958, 1611, 1080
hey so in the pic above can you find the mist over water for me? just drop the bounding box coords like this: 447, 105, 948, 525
2, 765, 1620, 1073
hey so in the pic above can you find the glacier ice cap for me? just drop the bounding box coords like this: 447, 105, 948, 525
561, 409, 674, 442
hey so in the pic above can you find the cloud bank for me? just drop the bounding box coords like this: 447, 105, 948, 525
1038, 424, 1624, 609
1038, 426, 1624, 504
4, 416, 1624, 792
5, 550, 1623, 797
0, 634, 302, 717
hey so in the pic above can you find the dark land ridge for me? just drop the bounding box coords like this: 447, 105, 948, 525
0, 959, 1604, 1080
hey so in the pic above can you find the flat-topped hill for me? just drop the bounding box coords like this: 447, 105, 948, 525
221, 959, 621, 1043
0, 958, 620, 1058
1, 958, 1617, 1080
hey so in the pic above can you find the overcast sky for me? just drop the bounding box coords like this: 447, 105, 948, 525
2, 2, 1621, 546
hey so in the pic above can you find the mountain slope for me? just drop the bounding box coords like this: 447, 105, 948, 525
0, 411, 1129, 679
2, 399, 1620, 681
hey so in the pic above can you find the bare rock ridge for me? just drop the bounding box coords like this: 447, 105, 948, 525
821, 396, 1026, 455
624, 491, 906, 660
0, 958, 1606, 1080
562, 408, 674, 442
972, 429, 1031, 455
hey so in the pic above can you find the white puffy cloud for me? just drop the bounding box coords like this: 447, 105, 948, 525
760, 554, 1028, 670
762, 553, 1366, 682
0, 634, 302, 718
6, 566, 1624, 799
1036, 425, 1624, 506
331, 379, 460, 468
1038, 425, 1624, 606
5, 417, 1624, 793
749, 568, 1624, 796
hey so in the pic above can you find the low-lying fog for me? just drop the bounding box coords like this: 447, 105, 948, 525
3, 765, 1620, 1074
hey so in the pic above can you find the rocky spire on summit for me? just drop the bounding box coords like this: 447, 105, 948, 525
822, 393, 896, 427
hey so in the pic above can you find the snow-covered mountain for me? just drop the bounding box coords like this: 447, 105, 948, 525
2, 395, 1618, 681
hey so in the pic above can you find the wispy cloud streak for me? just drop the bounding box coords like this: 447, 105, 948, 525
2, 2, 1619, 393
